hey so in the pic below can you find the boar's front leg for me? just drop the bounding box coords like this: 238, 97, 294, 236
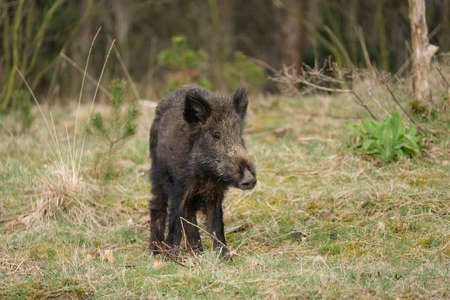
206, 190, 229, 257
165, 187, 187, 257
184, 202, 203, 254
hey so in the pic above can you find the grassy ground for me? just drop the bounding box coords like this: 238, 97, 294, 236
0, 93, 448, 299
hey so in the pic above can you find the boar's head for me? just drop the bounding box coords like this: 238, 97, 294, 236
184, 87, 257, 190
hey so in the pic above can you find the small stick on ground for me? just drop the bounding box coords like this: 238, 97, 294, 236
252, 230, 307, 253
180, 217, 236, 257
153, 242, 187, 268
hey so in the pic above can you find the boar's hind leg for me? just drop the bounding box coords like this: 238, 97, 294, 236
206, 191, 229, 257
149, 183, 168, 255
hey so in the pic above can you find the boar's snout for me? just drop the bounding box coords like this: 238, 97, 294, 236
237, 162, 257, 190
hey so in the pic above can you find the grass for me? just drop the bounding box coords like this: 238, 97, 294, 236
0, 93, 449, 299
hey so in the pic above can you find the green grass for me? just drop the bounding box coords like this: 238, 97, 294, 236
0, 95, 449, 299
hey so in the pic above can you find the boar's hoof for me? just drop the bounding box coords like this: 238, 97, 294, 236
218, 246, 234, 260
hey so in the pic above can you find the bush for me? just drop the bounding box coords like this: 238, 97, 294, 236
157, 35, 210, 94
157, 35, 267, 93
224, 51, 266, 92
12, 90, 35, 133
87, 80, 140, 179
0, 89, 35, 134
347, 112, 424, 162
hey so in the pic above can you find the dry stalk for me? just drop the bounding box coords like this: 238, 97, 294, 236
381, 80, 430, 136
60, 52, 111, 99
272, 64, 379, 120
251, 230, 307, 253
113, 43, 141, 100
152, 242, 187, 268
10, 30, 118, 228
179, 217, 231, 253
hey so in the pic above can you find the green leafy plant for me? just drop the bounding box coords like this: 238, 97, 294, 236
0, 89, 35, 134
87, 80, 140, 179
347, 112, 424, 162
11, 89, 35, 134
157, 35, 210, 94
224, 51, 267, 92
157, 36, 267, 94
13, 90, 35, 133
157, 35, 208, 70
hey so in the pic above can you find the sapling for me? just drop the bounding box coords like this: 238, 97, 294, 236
87, 80, 140, 179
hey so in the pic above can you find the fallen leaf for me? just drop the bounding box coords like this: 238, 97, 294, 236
153, 258, 167, 270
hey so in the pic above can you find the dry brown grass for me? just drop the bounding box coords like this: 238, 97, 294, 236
1, 58, 449, 298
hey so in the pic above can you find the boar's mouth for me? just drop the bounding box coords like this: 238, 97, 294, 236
234, 162, 257, 190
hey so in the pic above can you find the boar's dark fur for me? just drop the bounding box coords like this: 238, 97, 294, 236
149, 85, 257, 257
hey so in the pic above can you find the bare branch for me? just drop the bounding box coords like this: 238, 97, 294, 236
381, 81, 431, 136
434, 64, 449, 89
271, 63, 378, 120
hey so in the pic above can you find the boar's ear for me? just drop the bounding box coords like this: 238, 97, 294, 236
184, 91, 211, 124
233, 88, 248, 118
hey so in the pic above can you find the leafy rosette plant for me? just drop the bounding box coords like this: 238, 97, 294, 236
347, 112, 424, 162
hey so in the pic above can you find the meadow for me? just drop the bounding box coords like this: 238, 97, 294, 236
0, 90, 448, 299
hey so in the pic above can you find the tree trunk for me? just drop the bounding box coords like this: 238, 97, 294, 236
272, 0, 309, 68
408, 0, 438, 104
440, 0, 450, 51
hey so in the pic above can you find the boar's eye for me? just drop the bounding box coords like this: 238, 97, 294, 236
211, 131, 221, 140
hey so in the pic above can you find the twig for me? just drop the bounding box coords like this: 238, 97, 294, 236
60, 52, 112, 99
381, 81, 431, 136
297, 78, 352, 93
351, 90, 379, 121
434, 64, 449, 89
113, 43, 141, 101
252, 230, 307, 252
153, 242, 187, 268
247, 56, 278, 74
180, 217, 236, 257
272, 65, 379, 120
0, 214, 23, 224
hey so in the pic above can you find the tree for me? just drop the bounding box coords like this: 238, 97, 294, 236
408, 0, 438, 107
272, 0, 309, 68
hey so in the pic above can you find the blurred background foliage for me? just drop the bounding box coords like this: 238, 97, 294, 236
0, 0, 449, 107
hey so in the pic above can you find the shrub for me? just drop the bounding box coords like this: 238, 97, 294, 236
224, 51, 266, 92
157, 35, 210, 94
157, 36, 267, 94
347, 112, 424, 162
87, 80, 140, 179
0, 89, 35, 134
12, 90, 35, 133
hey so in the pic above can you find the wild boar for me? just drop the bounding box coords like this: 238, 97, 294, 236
149, 85, 256, 257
